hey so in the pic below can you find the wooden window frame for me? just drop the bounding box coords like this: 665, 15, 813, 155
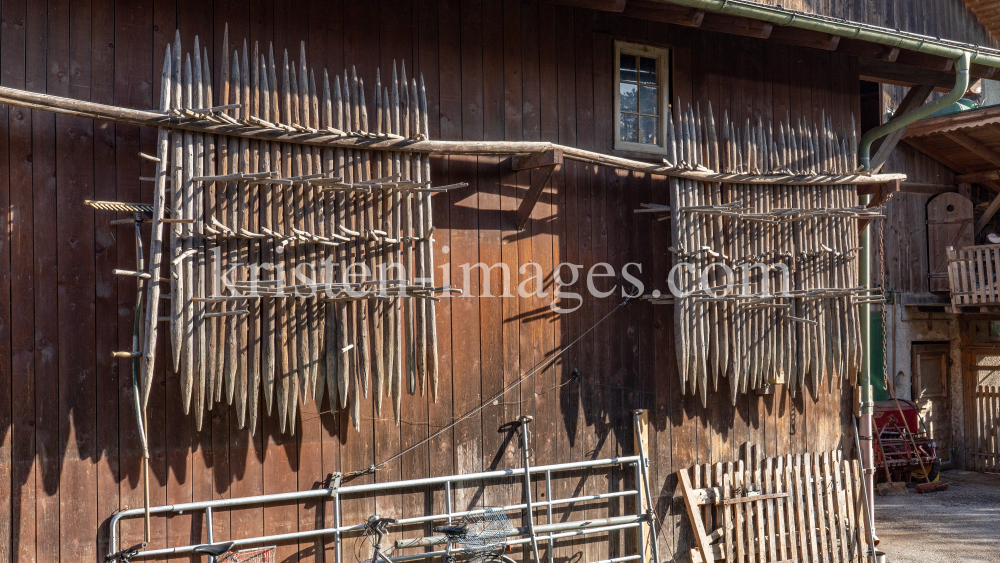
912, 343, 949, 399
614, 41, 670, 157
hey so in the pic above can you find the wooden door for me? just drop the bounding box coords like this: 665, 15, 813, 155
969, 352, 1000, 472
927, 193, 973, 292
911, 343, 951, 464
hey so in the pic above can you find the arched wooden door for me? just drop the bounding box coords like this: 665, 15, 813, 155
927, 193, 973, 292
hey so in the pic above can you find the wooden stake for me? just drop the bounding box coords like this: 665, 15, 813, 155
140, 45, 173, 408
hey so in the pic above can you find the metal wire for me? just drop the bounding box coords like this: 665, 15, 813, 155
223, 547, 276, 563
457, 508, 513, 553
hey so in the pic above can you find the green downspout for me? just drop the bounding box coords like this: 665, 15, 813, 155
858, 192, 874, 552
859, 52, 971, 170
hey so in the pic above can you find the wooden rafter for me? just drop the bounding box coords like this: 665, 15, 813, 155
944, 131, 1000, 167
976, 191, 1000, 234
870, 84, 934, 172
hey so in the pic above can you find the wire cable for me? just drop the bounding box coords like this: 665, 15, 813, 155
346, 290, 638, 477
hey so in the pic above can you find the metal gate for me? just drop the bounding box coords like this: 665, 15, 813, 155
109, 413, 658, 563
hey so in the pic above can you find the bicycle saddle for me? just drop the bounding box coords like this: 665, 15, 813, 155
432, 524, 469, 537
192, 542, 236, 557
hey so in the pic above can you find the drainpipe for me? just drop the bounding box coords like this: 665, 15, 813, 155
858, 194, 874, 548
859, 52, 971, 170
655, 0, 1000, 67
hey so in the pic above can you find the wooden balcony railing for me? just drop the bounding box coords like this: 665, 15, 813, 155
946, 244, 1000, 309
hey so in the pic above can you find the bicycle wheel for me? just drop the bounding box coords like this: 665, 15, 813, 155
466, 553, 516, 563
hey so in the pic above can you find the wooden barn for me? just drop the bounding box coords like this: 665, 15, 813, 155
0, 1, 997, 563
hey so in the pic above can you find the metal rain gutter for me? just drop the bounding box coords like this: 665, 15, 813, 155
655, 0, 1000, 68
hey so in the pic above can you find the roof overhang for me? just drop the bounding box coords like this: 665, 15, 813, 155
902, 106, 1000, 189
550, 0, 1000, 88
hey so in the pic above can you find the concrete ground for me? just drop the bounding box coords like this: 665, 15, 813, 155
875, 470, 1000, 562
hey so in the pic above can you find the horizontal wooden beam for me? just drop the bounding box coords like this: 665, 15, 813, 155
956, 170, 1000, 184
546, 0, 627, 11
699, 12, 772, 39
768, 26, 840, 51
859, 58, 961, 91
836, 37, 899, 62
0, 83, 906, 185
895, 49, 954, 72
623, 0, 705, 26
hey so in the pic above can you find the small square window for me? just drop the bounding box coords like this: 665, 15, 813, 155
615, 42, 669, 155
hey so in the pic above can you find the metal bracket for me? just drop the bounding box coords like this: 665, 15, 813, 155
325, 472, 342, 497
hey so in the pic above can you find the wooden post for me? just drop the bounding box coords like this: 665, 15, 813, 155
632, 409, 655, 563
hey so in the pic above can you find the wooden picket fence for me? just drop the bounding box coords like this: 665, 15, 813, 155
974, 385, 1000, 473
678, 448, 869, 563
945, 244, 1000, 308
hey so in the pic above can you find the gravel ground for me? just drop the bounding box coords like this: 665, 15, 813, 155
875, 470, 1000, 562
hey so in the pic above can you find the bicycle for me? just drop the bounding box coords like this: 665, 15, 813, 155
363, 509, 515, 563
432, 520, 516, 563
105, 541, 244, 563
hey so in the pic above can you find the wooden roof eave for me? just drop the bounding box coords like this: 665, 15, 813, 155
903, 105, 1000, 139
553, 0, 1000, 88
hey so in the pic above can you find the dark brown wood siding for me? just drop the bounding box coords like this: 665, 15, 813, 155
755, 0, 997, 48
0, 2, 862, 563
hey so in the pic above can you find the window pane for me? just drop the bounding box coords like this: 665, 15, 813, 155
918, 354, 945, 397
639, 56, 657, 84
639, 85, 658, 115
620, 113, 638, 143
619, 53, 637, 82
640, 115, 658, 145
620, 83, 638, 113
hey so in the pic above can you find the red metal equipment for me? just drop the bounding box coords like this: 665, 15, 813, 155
872, 399, 942, 483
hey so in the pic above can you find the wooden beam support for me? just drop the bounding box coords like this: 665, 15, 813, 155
870, 84, 934, 172
944, 131, 1000, 167
513, 147, 562, 171
545, 0, 627, 11
699, 12, 773, 39
895, 49, 954, 72
514, 149, 562, 230
837, 37, 899, 61
768, 26, 840, 50
859, 58, 959, 91
957, 170, 1000, 184
623, 0, 705, 26
977, 191, 1000, 235
859, 179, 899, 232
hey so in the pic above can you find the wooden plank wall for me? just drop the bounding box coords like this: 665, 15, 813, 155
754, 0, 998, 48
0, 2, 860, 563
